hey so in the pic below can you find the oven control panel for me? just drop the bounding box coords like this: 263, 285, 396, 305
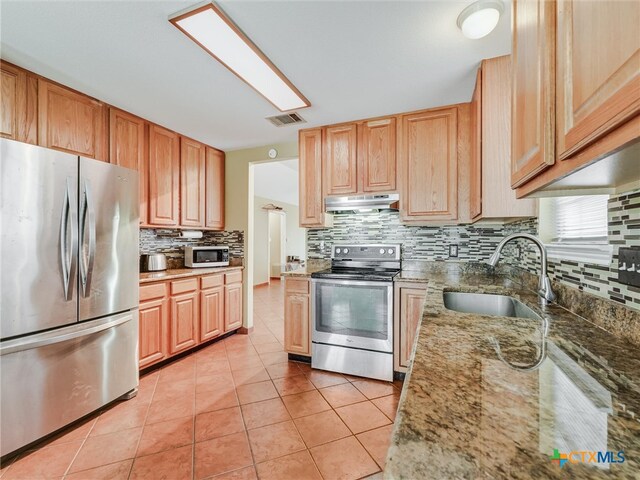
332, 244, 401, 260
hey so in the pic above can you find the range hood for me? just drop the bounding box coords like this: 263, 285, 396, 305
325, 194, 399, 213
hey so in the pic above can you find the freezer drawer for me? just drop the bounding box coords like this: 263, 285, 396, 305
0, 310, 139, 457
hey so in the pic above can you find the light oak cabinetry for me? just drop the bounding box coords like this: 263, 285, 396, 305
139, 269, 243, 370
284, 278, 311, 356
224, 271, 243, 332
180, 137, 206, 228
556, 0, 639, 160
109, 108, 148, 224
393, 282, 427, 372
324, 123, 358, 195
0, 62, 37, 144
473, 57, 536, 221
358, 117, 397, 193
148, 124, 180, 226
399, 107, 458, 223
205, 147, 225, 230
139, 283, 169, 369
299, 129, 332, 228
38, 79, 108, 160
512, 0, 639, 197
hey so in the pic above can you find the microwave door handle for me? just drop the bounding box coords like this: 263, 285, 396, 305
59, 177, 77, 301
80, 179, 96, 297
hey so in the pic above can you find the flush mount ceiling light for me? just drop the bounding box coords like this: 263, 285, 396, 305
457, 0, 504, 39
170, 2, 310, 112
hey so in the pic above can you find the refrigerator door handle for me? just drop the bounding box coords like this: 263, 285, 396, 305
59, 177, 77, 301
0, 312, 132, 356
80, 179, 96, 297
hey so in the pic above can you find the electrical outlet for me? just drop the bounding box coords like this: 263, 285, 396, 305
449, 244, 458, 258
618, 247, 640, 287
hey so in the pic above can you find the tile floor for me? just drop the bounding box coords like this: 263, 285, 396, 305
0, 279, 401, 480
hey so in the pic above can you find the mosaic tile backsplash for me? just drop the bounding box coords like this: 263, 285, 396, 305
140, 229, 244, 269
307, 189, 640, 311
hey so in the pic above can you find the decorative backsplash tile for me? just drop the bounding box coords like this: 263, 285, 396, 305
140, 229, 244, 268
307, 189, 640, 311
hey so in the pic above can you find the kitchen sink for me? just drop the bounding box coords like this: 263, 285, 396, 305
443, 292, 542, 320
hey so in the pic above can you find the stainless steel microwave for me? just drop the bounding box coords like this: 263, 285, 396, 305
184, 246, 230, 267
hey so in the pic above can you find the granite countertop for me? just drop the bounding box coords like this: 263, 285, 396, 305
281, 260, 331, 278
385, 271, 640, 479
139, 266, 243, 284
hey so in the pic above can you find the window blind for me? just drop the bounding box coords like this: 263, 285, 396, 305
551, 195, 609, 243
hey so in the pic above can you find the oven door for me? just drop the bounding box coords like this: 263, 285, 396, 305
311, 278, 393, 353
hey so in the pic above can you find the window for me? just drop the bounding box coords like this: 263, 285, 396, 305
540, 195, 612, 265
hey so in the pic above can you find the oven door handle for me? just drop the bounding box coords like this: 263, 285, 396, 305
310, 278, 394, 288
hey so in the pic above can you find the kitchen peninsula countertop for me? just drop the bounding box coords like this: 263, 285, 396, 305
385, 270, 640, 479
139, 266, 243, 284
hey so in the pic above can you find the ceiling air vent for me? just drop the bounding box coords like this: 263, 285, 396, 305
266, 112, 306, 127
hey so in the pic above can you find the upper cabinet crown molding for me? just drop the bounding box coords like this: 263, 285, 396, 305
324, 123, 358, 196
511, 0, 556, 188
37, 78, 108, 160
0, 62, 37, 144
556, 0, 640, 159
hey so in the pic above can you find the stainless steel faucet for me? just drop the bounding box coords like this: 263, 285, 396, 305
487, 233, 556, 305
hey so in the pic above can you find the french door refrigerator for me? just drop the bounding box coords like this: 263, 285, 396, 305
0, 138, 139, 457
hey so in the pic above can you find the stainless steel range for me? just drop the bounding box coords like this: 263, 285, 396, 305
311, 244, 400, 381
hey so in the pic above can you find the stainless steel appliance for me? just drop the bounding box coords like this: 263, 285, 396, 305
0, 139, 139, 457
325, 193, 399, 213
311, 244, 401, 381
185, 245, 230, 267
140, 253, 168, 272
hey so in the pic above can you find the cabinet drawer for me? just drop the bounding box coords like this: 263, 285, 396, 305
170, 278, 198, 295
225, 270, 242, 285
140, 282, 168, 302
200, 274, 224, 290
285, 278, 309, 294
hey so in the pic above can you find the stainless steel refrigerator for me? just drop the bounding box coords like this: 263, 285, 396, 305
0, 138, 139, 457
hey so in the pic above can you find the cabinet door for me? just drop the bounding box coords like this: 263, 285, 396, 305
284, 293, 310, 356
139, 298, 168, 369
470, 69, 482, 220
180, 137, 206, 227
556, 0, 640, 159
0, 62, 37, 144
324, 123, 358, 196
109, 108, 148, 225
358, 117, 397, 193
170, 291, 199, 354
299, 129, 328, 227
398, 287, 426, 369
37, 79, 108, 160
200, 285, 224, 342
205, 146, 225, 230
399, 108, 458, 222
511, 0, 555, 187
148, 124, 180, 226
224, 282, 243, 332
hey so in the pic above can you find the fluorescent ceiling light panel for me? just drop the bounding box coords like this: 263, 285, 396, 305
170, 3, 310, 112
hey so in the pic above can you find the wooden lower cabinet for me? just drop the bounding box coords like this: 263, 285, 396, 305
394, 282, 427, 372
283, 278, 311, 356
138, 270, 243, 369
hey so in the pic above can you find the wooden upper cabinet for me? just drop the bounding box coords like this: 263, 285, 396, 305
470, 69, 482, 220
0, 62, 37, 144
180, 137, 206, 228
358, 117, 397, 193
205, 147, 225, 230
148, 124, 180, 226
37, 78, 108, 160
511, 0, 555, 187
299, 128, 330, 228
556, 0, 640, 159
399, 107, 458, 223
109, 108, 148, 224
324, 123, 358, 196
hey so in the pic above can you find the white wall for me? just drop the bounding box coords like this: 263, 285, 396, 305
253, 196, 306, 286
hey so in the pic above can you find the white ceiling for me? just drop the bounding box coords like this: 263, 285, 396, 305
254, 159, 299, 206
0, 1, 511, 151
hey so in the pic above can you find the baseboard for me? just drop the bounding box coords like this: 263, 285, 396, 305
253, 282, 269, 288
238, 326, 253, 334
